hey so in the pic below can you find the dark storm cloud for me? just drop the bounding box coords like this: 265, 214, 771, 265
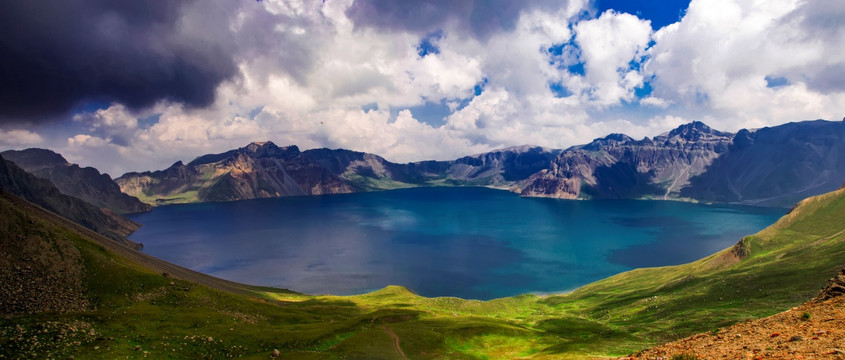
0, 0, 238, 123
345, 0, 556, 39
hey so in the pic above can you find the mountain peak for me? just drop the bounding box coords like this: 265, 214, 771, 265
580, 133, 635, 151
242, 142, 300, 159
1, 148, 69, 170
244, 141, 278, 152
658, 121, 732, 142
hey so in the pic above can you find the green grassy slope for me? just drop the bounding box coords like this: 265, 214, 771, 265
546, 187, 845, 348
2, 186, 844, 359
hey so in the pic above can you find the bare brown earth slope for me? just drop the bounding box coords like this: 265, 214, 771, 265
623, 270, 845, 360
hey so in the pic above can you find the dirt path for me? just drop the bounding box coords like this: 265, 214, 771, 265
383, 326, 409, 360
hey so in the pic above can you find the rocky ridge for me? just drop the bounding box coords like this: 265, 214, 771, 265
113, 119, 845, 208
2, 148, 150, 214
681, 120, 845, 207
117, 143, 355, 204
116, 142, 561, 204
518, 121, 733, 199
0, 155, 142, 249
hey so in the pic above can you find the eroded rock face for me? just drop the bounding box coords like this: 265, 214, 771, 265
116, 142, 563, 205
117, 119, 845, 207
517, 121, 733, 200
117, 142, 356, 204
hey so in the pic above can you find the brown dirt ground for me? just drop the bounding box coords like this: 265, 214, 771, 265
621, 295, 845, 360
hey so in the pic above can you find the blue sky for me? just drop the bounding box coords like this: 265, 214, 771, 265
596, 0, 690, 29
0, 0, 842, 175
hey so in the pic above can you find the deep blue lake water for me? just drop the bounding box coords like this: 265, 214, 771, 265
127, 187, 784, 300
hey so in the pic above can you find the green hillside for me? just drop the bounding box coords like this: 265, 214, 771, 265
2, 186, 844, 359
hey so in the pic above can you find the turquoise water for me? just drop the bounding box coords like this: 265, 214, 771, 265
127, 187, 784, 300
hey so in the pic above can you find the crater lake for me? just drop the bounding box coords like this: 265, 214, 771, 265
127, 187, 784, 300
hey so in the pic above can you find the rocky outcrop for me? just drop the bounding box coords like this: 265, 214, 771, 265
814, 268, 845, 302
0, 155, 142, 249
2, 148, 151, 214
518, 121, 733, 199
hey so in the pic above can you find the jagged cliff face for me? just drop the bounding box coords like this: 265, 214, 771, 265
518, 122, 733, 199
117, 143, 355, 204
1, 149, 151, 214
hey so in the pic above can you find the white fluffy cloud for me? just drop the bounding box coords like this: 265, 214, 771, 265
574, 10, 652, 105
37, 0, 845, 176
0, 129, 43, 147
646, 0, 845, 131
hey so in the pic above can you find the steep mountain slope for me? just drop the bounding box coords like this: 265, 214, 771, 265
0, 155, 142, 249
681, 119, 845, 207
518, 121, 733, 199
548, 183, 845, 346
2, 148, 150, 214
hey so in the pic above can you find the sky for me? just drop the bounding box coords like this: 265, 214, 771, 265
0, 0, 843, 176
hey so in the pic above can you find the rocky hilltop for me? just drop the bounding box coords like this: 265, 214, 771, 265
2, 148, 150, 214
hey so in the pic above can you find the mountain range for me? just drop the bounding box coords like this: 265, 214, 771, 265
113, 118, 845, 208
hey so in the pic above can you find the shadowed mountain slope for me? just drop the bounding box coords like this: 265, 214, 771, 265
2, 148, 150, 214
0, 155, 142, 248
681, 119, 845, 206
